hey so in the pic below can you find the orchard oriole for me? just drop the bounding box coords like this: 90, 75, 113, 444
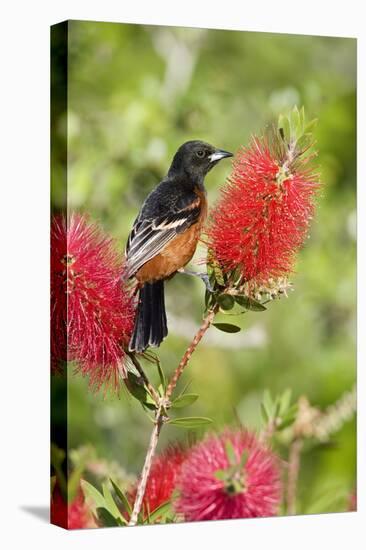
125, 140, 233, 353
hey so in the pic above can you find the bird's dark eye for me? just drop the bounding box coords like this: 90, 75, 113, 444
196, 150, 205, 158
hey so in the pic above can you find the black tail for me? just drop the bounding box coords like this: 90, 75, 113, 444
129, 280, 168, 353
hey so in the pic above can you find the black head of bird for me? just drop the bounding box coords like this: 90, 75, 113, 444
168, 140, 233, 182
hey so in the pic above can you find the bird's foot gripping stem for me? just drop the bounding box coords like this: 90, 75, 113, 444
178, 268, 214, 293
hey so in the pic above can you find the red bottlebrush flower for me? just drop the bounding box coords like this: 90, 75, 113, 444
175, 429, 282, 521
51, 483, 96, 529
129, 444, 187, 519
51, 214, 135, 389
207, 134, 319, 286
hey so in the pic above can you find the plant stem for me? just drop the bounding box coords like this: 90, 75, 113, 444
128, 403, 164, 526
128, 305, 218, 525
165, 305, 218, 400
286, 438, 303, 515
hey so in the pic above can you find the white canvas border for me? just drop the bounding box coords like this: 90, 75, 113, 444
0, 1, 363, 549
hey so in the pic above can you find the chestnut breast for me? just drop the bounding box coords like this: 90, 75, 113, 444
136, 187, 207, 284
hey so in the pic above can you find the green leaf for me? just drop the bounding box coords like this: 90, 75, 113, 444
214, 469, 228, 481
141, 392, 157, 410
147, 500, 172, 523
102, 483, 126, 523
110, 478, 132, 516
81, 480, 105, 511
291, 105, 301, 140
125, 358, 141, 377
260, 402, 270, 423
96, 507, 121, 527
299, 105, 306, 133
217, 294, 235, 311
234, 295, 249, 308
208, 253, 225, 287
278, 107, 317, 153
287, 403, 299, 417
262, 389, 275, 419
278, 113, 285, 133
273, 398, 281, 419
214, 268, 225, 287
304, 118, 318, 133
207, 251, 215, 278
171, 393, 199, 409
247, 298, 267, 312
177, 379, 192, 398
234, 295, 266, 311
142, 402, 157, 412
167, 416, 213, 428
279, 388, 292, 416
278, 403, 298, 429
205, 289, 215, 310
238, 450, 249, 470
278, 113, 291, 142
278, 415, 296, 430
230, 266, 244, 286
156, 360, 166, 392
125, 372, 149, 403
213, 323, 241, 333
126, 377, 157, 410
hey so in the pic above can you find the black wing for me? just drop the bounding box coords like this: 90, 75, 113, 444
125, 187, 201, 278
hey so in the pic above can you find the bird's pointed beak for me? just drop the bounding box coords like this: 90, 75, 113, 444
209, 149, 234, 163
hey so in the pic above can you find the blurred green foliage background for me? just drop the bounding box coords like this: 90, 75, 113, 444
52, 20, 356, 514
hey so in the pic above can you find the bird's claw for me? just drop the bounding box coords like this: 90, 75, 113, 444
199, 273, 214, 293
